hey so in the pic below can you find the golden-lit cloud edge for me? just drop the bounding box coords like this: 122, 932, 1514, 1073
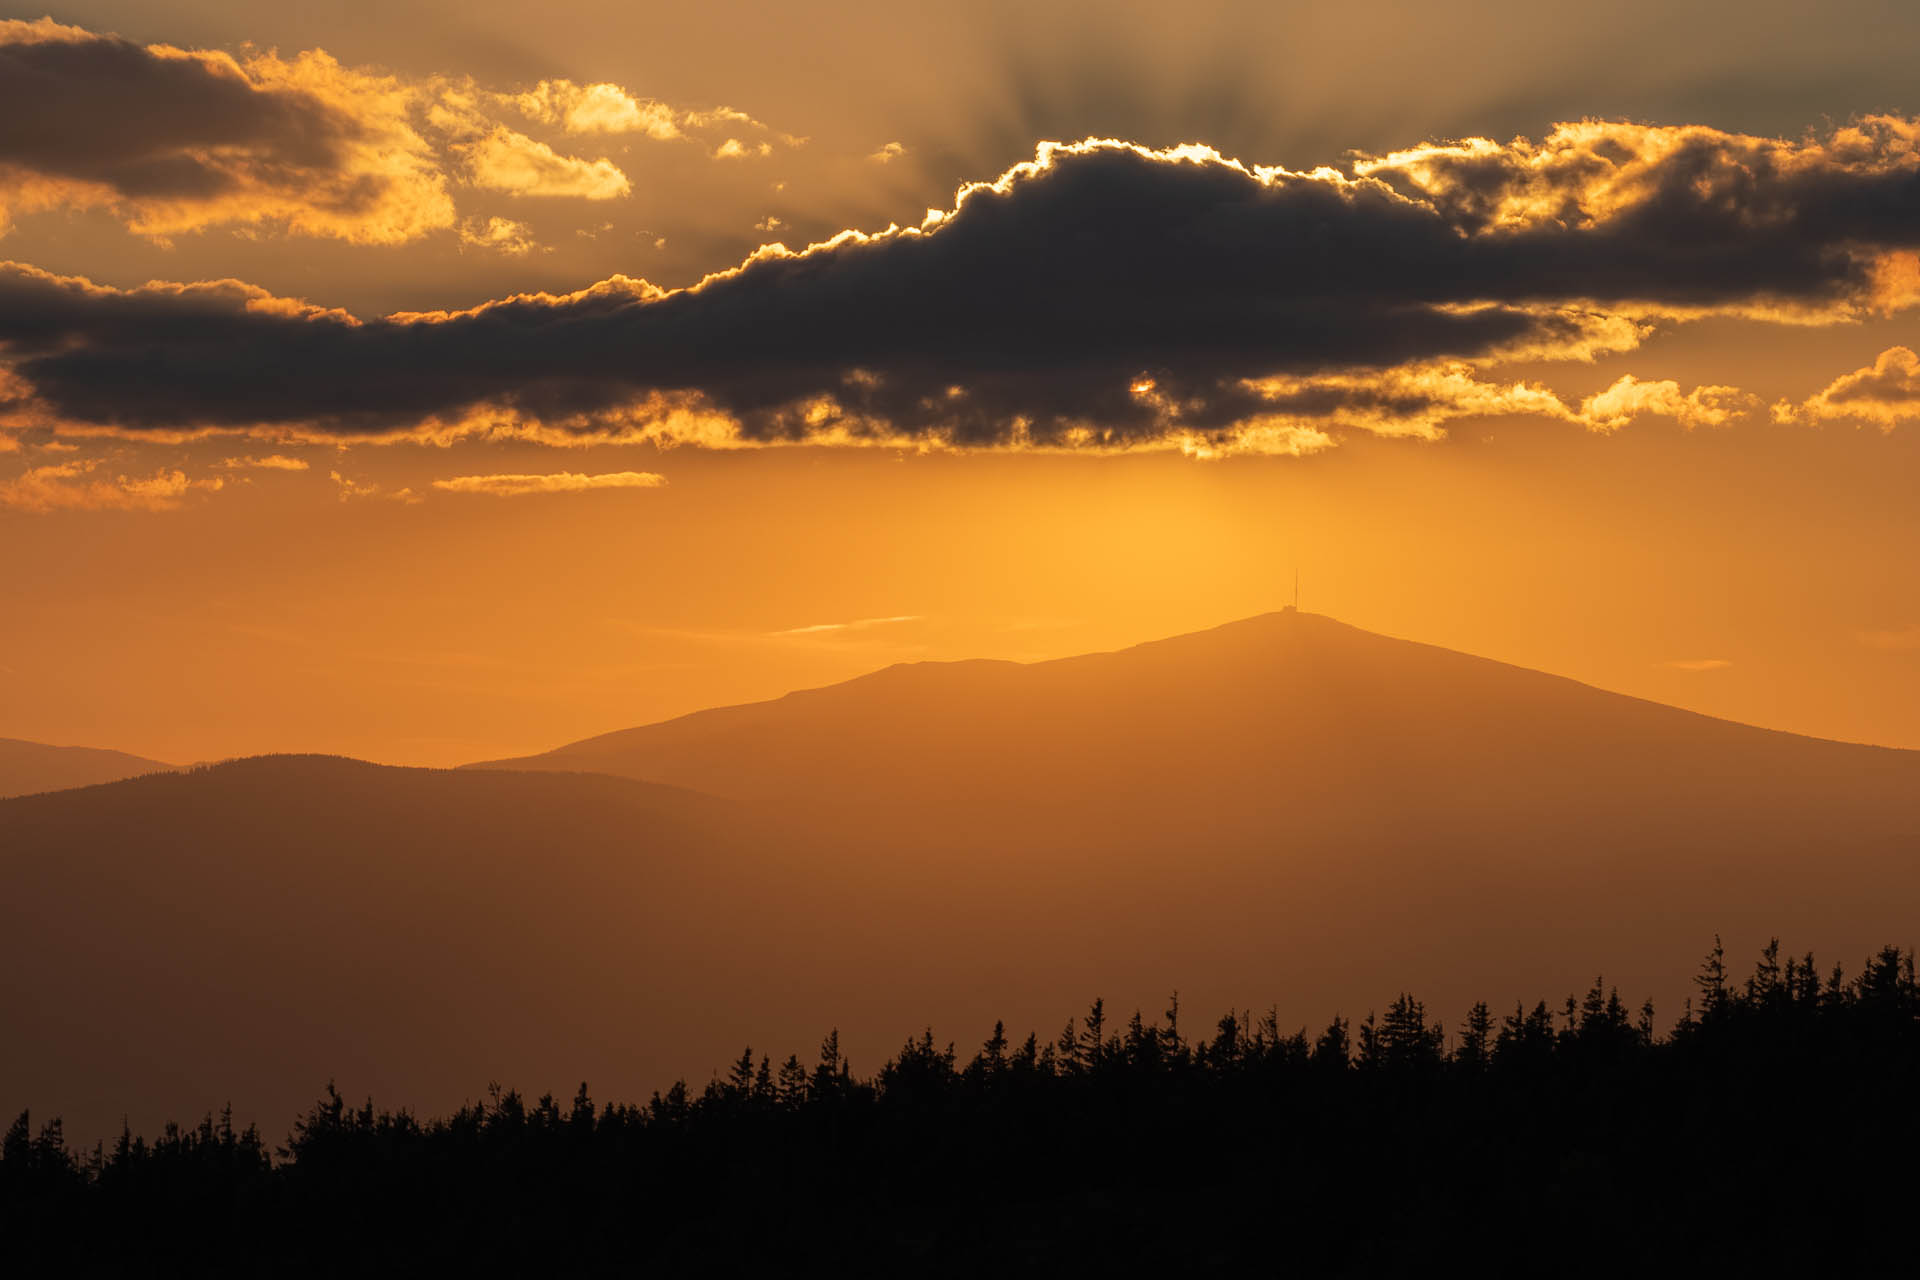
6, 121, 1920, 468
1780, 347, 1920, 429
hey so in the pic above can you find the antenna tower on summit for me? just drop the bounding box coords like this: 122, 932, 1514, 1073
1289, 568, 1299, 613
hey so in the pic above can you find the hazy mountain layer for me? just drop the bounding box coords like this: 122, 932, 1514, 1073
0, 738, 174, 800
9, 615, 1920, 1141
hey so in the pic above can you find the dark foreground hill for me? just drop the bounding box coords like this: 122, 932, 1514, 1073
0, 736, 174, 799
6, 939, 1918, 1274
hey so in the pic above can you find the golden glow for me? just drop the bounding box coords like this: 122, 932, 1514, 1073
1, 6, 1918, 778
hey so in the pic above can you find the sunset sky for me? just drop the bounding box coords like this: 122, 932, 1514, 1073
4, 0, 1919, 767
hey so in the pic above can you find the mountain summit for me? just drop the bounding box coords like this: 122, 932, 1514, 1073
470, 609, 1913, 848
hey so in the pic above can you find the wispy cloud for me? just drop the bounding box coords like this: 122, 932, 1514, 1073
769, 615, 923, 637
430, 470, 666, 497
217, 454, 308, 471
329, 470, 421, 503
499, 81, 801, 148
1858, 624, 1920, 652
0, 459, 212, 512
1662, 658, 1733, 672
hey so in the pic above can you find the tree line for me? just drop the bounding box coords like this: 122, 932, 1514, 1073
7, 937, 1919, 1272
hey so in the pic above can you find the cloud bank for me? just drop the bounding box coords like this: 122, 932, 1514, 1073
5, 121, 1920, 450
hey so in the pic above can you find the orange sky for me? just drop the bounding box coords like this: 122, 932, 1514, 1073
3, 2, 1919, 766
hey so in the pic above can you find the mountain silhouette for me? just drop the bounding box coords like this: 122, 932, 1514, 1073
472, 609, 1916, 856
465, 609, 1920, 1033
0, 737, 174, 799
8, 614, 1920, 1143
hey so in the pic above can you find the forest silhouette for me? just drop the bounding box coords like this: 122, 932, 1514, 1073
6, 937, 1918, 1272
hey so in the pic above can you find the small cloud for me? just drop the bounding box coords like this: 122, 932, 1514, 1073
1580, 376, 1756, 432
430, 470, 667, 497
753, 215, 784, 233
329, 470, 421, 503
1661, 658, 1733, 672
459, 215, 538, 255
1783, 346, 1920, 430
713, 138, 772, 160
769, 614, 922, 637
1858, 624, 1920, 652
498, 84, 801, 152
454, 126, 630, 199
505, 80, 686, 139
868, 141, 907, 164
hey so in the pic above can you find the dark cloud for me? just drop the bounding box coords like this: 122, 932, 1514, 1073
0, 18, 452, 243
0, 26, 349, 196
4, 124, 1919, 447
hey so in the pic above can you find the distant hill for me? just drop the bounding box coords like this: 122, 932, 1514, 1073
9, 615, 1920, 1144
0, 737, 174, 799
0, 756, 883, 1144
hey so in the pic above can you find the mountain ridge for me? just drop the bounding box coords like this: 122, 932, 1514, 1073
466, 610, 1913, 800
